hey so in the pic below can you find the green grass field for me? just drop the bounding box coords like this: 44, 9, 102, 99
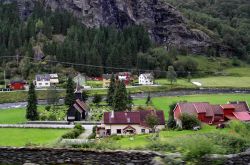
192, 76, 250, 88
0, 108, 26, 124
155, 79, 195, 88
0, 128, 68, 147
224, 67, 250, 77
134, 94, 250, 118
111, 125, 230, 149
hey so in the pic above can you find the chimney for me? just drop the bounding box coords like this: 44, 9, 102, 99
111, 111, 114, 118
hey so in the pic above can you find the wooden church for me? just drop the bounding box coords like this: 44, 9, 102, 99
67, 81, 89, 122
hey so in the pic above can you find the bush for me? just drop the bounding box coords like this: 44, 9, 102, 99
45, 105, 51, 111
180, 113, 201, 130
228, 121, 250, 138
210, 133, 250, 154
147, 141, 176, 152
62, 125, 84, 139
48, 114, 57, 121
74, 123, 83, 130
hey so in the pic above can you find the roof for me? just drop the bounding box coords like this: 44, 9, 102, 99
103, 110, 165, 127
10, 80, 26, 84
229, 101, 249, 112
232, 112, 250, 121
36, 74, 50, 81
211, 105, 224, 115
178, 103, 198, 116
139, 73, 154, 80
220, 104, 235, 109
49, 74, 58, 78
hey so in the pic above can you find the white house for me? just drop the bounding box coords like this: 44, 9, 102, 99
49, 74, 59, 85
96, 110, 165, 137
35, 74, 51, 88
35, 74, 59, 88
139, 73, 154, 85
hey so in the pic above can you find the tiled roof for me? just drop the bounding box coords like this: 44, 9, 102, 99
229, 101, 249, 112
103, 110, 165, 127
178, 103, 197, 116
233, 112, 250, 121
36, 74, 50, 81
220, 104, 235, 109
211, 105, 224, 115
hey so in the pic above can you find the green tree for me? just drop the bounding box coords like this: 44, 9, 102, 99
82, 90, 89, 102
92, 94, 102, 105
26, 83, 39, 120
146, 92, 153, 106
167, 102, 177, 129
107, 73, 115, 106
65, 77, 75, 107
127, 92, 133, 111
35, 19, 44, 33
167, 66, 177, 84
112, 81, 128, 111
145, 113, 159, 133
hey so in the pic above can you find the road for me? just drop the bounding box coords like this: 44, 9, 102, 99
1, 88, 250, 109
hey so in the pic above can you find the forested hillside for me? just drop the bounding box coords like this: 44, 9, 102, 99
165, 0, 250, 59
0, 1, 249, 81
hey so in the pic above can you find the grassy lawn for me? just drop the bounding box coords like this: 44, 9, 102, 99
111, 125, 230, 150
0, 105, 68, 124
192, 76, 250, 88
0, 108, 26, 124
224, 67, 250, 76
155, 79, 195, 88
0, 128, 68, 147
134, 94, 250, 118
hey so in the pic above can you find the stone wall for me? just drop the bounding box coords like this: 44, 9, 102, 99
203, 149, 250, 165
0, 147, 163, 165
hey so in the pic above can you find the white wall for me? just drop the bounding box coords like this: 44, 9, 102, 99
139, 75, 153, 85
36, 80, 51, 88
102, 124, 165, 135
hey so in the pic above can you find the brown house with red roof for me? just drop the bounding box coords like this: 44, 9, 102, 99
97, 110, 165, 137
174, 101, 250, 127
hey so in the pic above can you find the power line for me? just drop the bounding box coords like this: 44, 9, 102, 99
0, 55, 219, 74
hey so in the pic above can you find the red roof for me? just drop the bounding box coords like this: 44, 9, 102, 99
103, 110, 165, 127
232, 112, 250, 121
211, 105, 224, 115
178, 103, 197, 116
229, 101, 249, 112
220, 104, 235, 109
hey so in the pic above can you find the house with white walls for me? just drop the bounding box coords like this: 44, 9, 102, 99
139, 73, 154, 85
96, 110, 165, 137
35, 74, 59, 88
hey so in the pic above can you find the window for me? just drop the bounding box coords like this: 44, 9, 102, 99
45, 83, 48, 85
141, 129, 145, 133
117, 129, 121, 134
39, 83, 42, 85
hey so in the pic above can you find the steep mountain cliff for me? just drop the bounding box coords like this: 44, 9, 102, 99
2, 0, 212, 54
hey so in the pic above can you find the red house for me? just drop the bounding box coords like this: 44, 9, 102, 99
9, 81, 26, 90
173, 101, 250, 127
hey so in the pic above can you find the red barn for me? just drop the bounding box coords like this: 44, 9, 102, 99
173, 101, 250, 127
9, 81, 26, 90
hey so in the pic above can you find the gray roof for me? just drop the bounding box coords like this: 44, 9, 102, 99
36, 74, 50, 81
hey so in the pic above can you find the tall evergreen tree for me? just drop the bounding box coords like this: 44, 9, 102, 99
107, 73, 115, 106
65, 77, 75, 107
167, 66, 177, 85
26, 83, 39, 120
127, 92, 133, 111
146, 92, 153, 106
112, 81, 128, 111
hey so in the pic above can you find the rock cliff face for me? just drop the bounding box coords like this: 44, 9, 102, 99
2, 0, 212, 54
